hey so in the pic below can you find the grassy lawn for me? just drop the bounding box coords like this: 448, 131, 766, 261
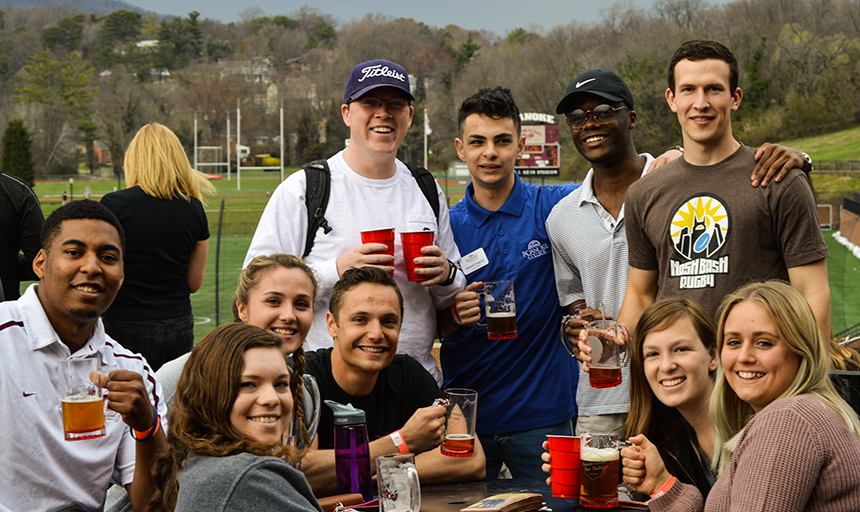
22, 168, 860, 342
779, 125, 860, 162
190, 233, 254, 340
26, 168, 470, 341
826, 230, 860, 337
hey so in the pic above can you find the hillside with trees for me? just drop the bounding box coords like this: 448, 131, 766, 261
0, 0, 857, 180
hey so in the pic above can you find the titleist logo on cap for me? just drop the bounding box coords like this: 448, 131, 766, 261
359, 64, 405, 83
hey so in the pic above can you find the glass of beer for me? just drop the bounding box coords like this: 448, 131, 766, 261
480, 280, 516, 340
580, 431, 620, 508
439, 388, 478, 457
584, 320, 628, 388
59, 358, 105, 441
377, 453, 421, 512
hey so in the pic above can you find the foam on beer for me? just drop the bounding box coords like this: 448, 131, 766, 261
580, 446, 619, 462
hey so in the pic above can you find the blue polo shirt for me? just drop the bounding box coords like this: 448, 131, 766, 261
442, 174, 580, 435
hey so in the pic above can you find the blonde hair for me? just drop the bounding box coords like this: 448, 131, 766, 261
711, 280, 860, 474
124, 123, 215, 205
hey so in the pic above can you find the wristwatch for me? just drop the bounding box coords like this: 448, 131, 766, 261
438, 259, 458, 286
800, 151, 814, 174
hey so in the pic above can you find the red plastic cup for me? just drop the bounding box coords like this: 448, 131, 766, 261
361, 228, 395, 256
547, 435, 580, 499
401, 230, 435, 282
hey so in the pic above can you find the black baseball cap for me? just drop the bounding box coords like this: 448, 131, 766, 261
343, 59, 415, 104
556, 69, 635, 114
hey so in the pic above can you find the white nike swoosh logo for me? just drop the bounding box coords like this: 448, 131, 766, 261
576, 78, 596, 88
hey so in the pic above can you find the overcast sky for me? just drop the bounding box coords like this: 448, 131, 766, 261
125, 0, 732, 36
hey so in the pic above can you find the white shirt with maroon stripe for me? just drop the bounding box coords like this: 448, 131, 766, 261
0, 284, 166, 512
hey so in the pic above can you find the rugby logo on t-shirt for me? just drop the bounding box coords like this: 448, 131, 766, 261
668, 194, 732, 289
670, 194, 730, 260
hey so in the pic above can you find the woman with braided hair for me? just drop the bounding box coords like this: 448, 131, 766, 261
153, 254, 320, 447
232, 253, 320, 447
105, 254, 321, 512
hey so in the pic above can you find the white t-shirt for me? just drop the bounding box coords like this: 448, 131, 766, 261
244, 151, 464, 383
0, 284, 166, 512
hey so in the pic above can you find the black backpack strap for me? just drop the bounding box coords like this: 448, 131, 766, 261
302, 160, 332, 258
405, 163, 440, 221
302, 161, 438, 259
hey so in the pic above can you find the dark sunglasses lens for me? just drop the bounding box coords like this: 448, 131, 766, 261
593, 105, 616, 122
567, 111, 587, 128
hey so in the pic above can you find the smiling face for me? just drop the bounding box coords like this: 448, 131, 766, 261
230, 346, 293, 444
236, 267, 315, 356
642, 317, 718, 414
33, 218, 124, 332
666, 58, 741, 153
342, 87, 414, 161
721, 300, 802, 412
327, 282, 402, 384
568, 94, 635, 166
455, 113, 524, 193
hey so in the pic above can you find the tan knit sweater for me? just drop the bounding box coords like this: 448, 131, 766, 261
649, 395, 860, 512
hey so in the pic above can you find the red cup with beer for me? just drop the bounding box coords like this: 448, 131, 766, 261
547, 435, 581, 498
401, 230, 434, 282
580, 431, 620, 508
439, 388, 478, 458
59, 357, 106, 441
584, 320, 628, 388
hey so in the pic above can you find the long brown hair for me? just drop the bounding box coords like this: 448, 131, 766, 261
233, 253, 318, 446
147, 323, 299, 511
625, 299, 717, 443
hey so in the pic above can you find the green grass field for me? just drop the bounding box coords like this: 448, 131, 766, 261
825, 230, 860, 337
25, 168, 470, 341
22, 166, 860, 341
779, 125, 860, 162
190, 233, 253, 340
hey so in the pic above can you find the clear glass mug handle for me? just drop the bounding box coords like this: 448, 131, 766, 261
407, 464, 421, 512
617, 440, 632, 493
475, 289, 487, 329
616, 323, 630, 366
559, 309, 582, 357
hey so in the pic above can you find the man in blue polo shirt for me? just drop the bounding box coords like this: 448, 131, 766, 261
439, 86, 580, 479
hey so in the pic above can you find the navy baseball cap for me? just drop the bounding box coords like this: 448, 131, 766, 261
343, 59, 415, 104
556, 69, 635, 114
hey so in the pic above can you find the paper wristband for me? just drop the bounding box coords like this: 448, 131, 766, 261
390, 430, 409, 453
650, 475, 677, 498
